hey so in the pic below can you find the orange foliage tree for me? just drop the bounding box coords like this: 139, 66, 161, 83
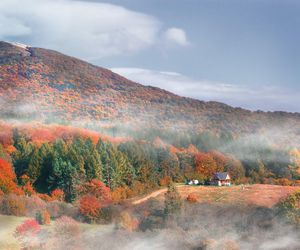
0, 158, 20, 194
77, 179, 111, 221
194, 152, 217, 180
19, 175, 36, 196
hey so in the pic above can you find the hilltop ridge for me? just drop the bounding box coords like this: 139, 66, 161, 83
0, 41, 299, 144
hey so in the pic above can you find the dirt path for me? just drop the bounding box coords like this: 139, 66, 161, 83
132, 184, 186, 205
132, 188, 168, 205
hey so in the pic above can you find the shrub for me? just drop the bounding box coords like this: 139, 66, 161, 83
38, 193, 52, 202
0, 194, 26, 216
160, 176, 172, 186
274, 178, 293, 186
78, 195, 101, 222
77, 179, 111, 204
186, 194, 198, 203
130, 181, 145, 197
53, 216, 81, 249
294, 180, 300, 186
36, 210, 51, 225
51, 189, 65, 201
222, 239, 240, 250
24, 195, 46, 217
15, 219, 41, 238
118, 211, 139, 232
14, 219, 41, 249
20, 175, 36, 196
276, 191, 300, 225
111, 186, 128, 202
47, 201, 78, 219
54, 216, 80, 239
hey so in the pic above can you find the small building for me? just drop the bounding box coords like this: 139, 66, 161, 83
186, 179, 200, 185
211, 172, 231, 186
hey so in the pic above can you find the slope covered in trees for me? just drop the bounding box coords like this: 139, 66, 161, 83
0, 41, 299, 148
0, 122, 299, 205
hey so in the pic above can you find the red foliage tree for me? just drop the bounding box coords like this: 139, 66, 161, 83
79, 195, 101, 221
77, 179, 111, 204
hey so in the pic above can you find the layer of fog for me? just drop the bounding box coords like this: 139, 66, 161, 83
33, 203, 300, 250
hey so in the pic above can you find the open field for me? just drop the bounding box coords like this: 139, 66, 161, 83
0, 184, 299, 250
133, 184, 300, 208
0, 215, 26, 250
0, 215, 114, 250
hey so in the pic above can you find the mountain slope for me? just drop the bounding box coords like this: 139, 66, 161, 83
0, 41, 299, 142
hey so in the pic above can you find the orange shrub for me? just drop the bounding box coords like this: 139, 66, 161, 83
274, 178, 292, 186
111, 186, 130, 202
36, 210, 51, 225
78, 195, 101, 221
51, 189, 65, 201
77, 179, 111, 204
186, 194, 198, 203
294, 180, 300, 186
25, 195, 46, 217
20, 175, 36, 196
1, 194, 27, 216
130, 181, 145, 196
38, 193, 52, 202
160, 176, 172, 186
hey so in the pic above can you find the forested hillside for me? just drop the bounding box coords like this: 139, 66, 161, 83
0, 122, 299, 205
0, 41, 299, 148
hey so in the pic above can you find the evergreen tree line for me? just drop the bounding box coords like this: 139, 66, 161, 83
8, 129, 300, 202
11, 130, 184, 202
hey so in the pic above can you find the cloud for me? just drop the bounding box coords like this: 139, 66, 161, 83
163, 28, 190, 47
0, 0, 189, 60
111, 67, 299, 112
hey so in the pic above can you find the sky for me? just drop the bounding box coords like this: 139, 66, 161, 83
0, 0, 299, 112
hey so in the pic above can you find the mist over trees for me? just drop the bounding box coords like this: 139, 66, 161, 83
0, 125, 299, 205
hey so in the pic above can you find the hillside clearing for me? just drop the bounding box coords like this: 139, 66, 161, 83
132, 184, 300, 208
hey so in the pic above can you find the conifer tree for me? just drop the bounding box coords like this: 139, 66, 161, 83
12, 135, 34, 178
27, 147, 42, 183
164, 182, 182, 217
113, 152, 135, 187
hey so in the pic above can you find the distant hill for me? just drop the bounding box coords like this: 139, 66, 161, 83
0, 41, 299, 146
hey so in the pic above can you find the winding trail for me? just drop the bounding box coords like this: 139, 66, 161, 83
132, 184, 185, 205
132, 188, 168, 205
